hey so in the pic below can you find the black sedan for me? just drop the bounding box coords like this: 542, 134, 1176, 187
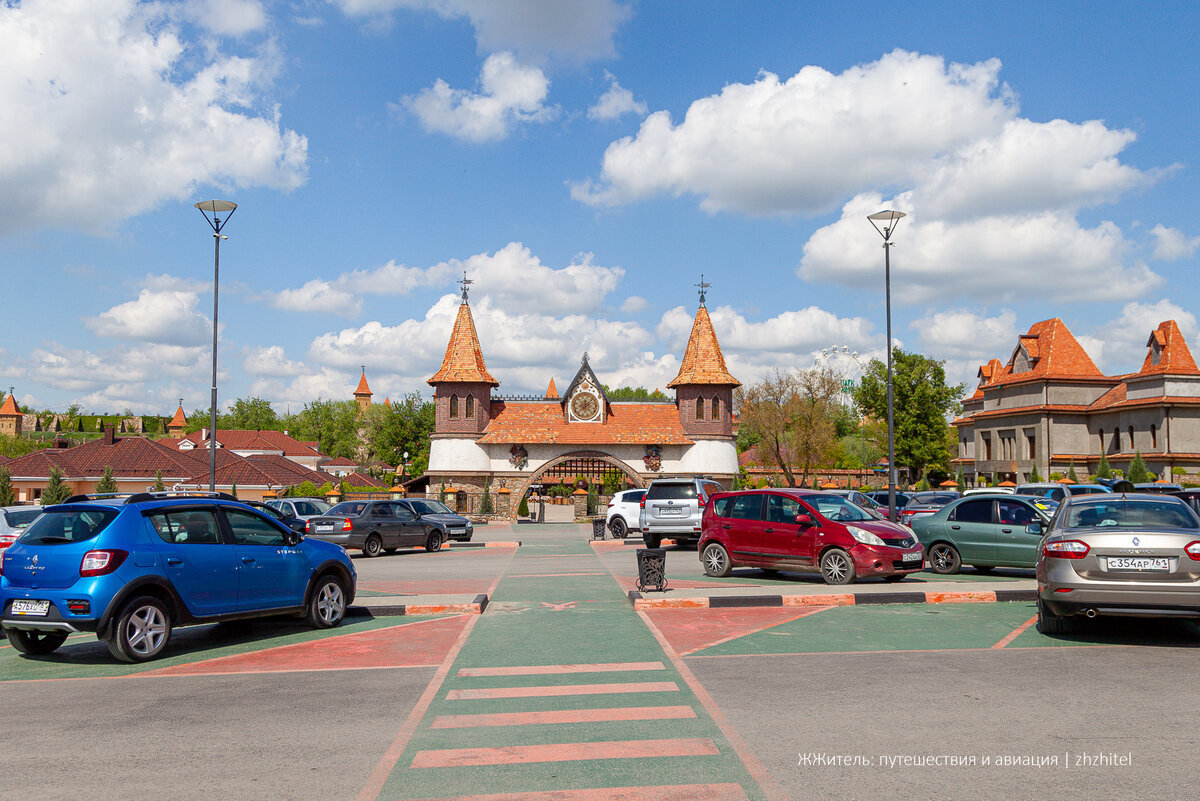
395, 498, 474, 542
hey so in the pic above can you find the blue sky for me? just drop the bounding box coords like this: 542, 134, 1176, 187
2, 0, 1198, 416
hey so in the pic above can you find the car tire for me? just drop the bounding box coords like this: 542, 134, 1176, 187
362, 534, 383, 558
701, 542, 732, 577
307, 575, 347, 629
643, 531, 661, 549
928, 543, 962, 574
5, 628, 68, 656
107, 596, 172, 663
610, 517, 628, 539
820, 548, 856, 585
425, 530, 444, 552
1036, 598, 1072, 635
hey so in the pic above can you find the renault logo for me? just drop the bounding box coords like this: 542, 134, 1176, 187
1132, 537, 1141, 546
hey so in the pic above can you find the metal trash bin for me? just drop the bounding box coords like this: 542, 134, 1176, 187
591, 517, 607, 540
636, 548, 668, 592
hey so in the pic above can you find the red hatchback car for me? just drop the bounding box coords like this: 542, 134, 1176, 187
699, 489, 925, 584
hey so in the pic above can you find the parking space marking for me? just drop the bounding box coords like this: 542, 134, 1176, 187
458, 661, 666, 676
511, 572, 609, 577
430, 705, 697, 729
402, 783, 749, 801
411, 738, 719, 768
992, 615, 1040, 648
446, 681, 680, 700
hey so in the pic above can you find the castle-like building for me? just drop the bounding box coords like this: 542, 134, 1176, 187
422, 284, 741, 497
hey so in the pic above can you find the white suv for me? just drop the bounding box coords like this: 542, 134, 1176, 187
605, 489, 645, 538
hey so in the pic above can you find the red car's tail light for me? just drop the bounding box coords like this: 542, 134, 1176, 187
1185, 541, 1200, 561
640, 499, 645, 509
1042, 540, 1089, 559
80, 549, 128, 577
342, 518, 354, 532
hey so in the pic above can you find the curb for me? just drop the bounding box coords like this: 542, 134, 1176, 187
628, 588, 1037, 610
449, 541, 521, 548
590, 538, 680, 547
350, 593, 490, 617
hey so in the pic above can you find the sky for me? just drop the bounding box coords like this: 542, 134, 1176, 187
2, 0, 1198, 417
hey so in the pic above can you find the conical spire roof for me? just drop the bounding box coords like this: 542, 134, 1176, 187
428, 302, 499, 387
1139, 320, 1200, 376
667, 306, 740, 388
354, 369, 372, 397
0, 392, 19, 416
168, 403, 187, 428
545, 378, 559, 399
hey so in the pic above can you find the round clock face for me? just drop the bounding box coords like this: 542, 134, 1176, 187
571, 392, 599, 420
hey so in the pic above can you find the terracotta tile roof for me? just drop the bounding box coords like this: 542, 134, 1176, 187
167, 405, 187, 428
963, 404, 1092, 421
990, 318, 1104, 386
1138, 320, 1200, 376
667, 306, 740, 388
173, 429, 324, 457
3, 436, 203, 479
325, 457, 358, 467
1088, 383, 1127, 411
0, 393, 19, 416
344, 471, 387, 487
355, 371, 372, 396
477, 401, 693, 445
244, 454, 338, 485
428, 302, 499, 387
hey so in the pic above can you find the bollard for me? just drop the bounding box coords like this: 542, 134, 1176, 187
636, 548, 668, 592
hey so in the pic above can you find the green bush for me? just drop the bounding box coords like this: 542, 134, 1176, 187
479, 478, 494, 515
518, 496, 530, 516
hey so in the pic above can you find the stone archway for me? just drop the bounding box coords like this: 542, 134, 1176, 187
512, 450, 644, 507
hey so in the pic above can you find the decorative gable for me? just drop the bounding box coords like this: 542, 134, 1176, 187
562, 354, 608, 423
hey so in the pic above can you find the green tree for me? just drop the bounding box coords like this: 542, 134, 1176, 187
0, 434, 44, 458
152, 470, 166, 492
280, 399, 363, 460
43, 466, 73, 505
1126, 451, 1152, 484
361, 391, 435, 473
1095, 452, 1112, 479
0, 467, 15, 506
1068, 462, 1079, 483
854, 348, 964, 484
221, 397, 280, 431
95, 466, 119, 494
602, 385, 670, 401
735, 367, 841, 488
230, 482, 239, 500
1028, 465, 1042, 483
479, 478, 494, 515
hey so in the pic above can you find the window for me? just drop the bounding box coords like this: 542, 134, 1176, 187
449, 394, 459, 418
466, 394, 474, 418
767, 494, 802, 523
225, 508, 286, 546
395, 505, 416, 522
712, 496, 736, 518
1027, 433, 1036, 460
997, 500, 1036, 526
730, 494, 765, 520
696, 398, 705, 419
711, 396, 720, 420
1099, 429, 1104, 452
1151, 424, 1158, 449
1128, 426, 1135, 450
150, 510, 221, 545
951, 500, 993, 524
983, 435, 992, 461
1113, 430, 1120, 452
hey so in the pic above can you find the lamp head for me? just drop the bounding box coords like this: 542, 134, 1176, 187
867, 209, 906, 241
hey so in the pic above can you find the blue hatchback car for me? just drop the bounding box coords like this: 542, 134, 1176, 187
0, 492, 356, 662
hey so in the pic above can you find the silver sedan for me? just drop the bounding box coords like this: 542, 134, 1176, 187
1035, 493, 1200, 634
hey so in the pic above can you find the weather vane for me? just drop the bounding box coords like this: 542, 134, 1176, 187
459, 271, 473, 302
695, 274, 711, 306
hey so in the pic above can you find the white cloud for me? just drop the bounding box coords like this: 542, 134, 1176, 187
333, 0, 630, 63
620, 296, 647, 314
799, 192, 1163, 304
179, 0, 268, 36
271, 279, 363, 316
399, 51, 556, 142
572, 50, 1016, 214
589, 72, 647, 121
912, 309, 1019, 360
85, 289, 212, 346
1150, 224, 1200, 261
242, 345, 307, 378
1083, 301, 1199, 374
0, 0, 307, 234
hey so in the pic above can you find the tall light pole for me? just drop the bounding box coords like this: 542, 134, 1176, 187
820, 345, 869, 485
868, 209, 905, 522
195, 199, 237, 493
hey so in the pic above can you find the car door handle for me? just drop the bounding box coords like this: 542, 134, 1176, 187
950, 525, 961, 530
722, 524, 732, 529
764, 527, 774, 533
1001, 528, 1012, 533
241, 556, 256, 565
166, 557, 183, 566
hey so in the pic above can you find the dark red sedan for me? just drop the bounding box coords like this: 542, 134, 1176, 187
698, 489, 925, 584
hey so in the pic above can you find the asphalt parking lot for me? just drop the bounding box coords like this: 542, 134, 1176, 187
3, 523, 1198, 801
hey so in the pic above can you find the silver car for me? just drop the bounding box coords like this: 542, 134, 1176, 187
639, 477, 725, 548
0, 505, 42, 551
1035, 493, 1200, 634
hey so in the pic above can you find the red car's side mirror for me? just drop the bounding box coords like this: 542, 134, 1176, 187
794, 514, 812, 525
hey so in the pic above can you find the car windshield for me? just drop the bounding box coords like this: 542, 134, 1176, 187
408, 499, 451, 515
3, 509, 41, 528
18, 507, 119, 544
1066, 500, 1197, 530
328, 502, 367, 516
807, 495, 876, 522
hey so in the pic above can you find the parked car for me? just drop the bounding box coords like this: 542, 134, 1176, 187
639, 477, 726, 548
962, 486, 1014, 496
1035, 493, 1200, 634
394, 498, 473, 542
1015, 482, 1112, 502
897, 491, 961, 526
822, 489, 883, 512
1133, 482, 1183, 494
1170, 489, 1200, 517
0, 492, 355, 662
910, 494, 1051, 573
306, 499, 450, 556
606, 488, 646, 538
0, 505, 41, 551
264, 497, 332, 530
865, 490, 913, 509
698, 489, 925, 584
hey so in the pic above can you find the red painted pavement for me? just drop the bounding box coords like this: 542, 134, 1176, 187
446, 681, 679, 700
138, 616, 472, 677
410, 737, 719, 768
430, 705, 697, 729
358, 579, 493, 595
644, 606, 833, 656
395, 783, 748, 801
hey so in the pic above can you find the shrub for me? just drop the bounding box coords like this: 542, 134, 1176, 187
518, 496, 529, 516
479, 478, 494, 515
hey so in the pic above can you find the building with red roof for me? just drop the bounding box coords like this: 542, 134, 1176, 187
425, 282, 739, 503
953, 319, 1200, 483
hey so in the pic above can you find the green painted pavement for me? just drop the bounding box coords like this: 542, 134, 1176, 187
374, 523, 775, 801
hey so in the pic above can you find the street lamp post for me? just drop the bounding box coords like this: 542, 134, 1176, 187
868, 209, 906, 522
194, 200, 237, 493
